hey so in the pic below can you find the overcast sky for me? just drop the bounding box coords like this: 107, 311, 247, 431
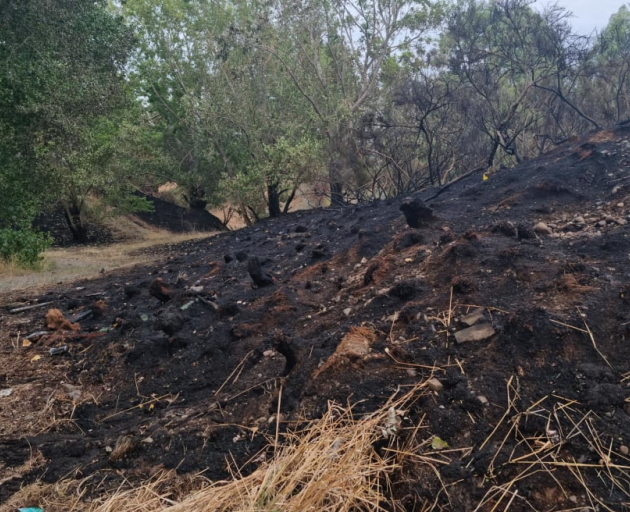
533, 1, 626, 34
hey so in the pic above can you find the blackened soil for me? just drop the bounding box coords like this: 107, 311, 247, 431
3, 127, 630, 510
35, 192, 225, 247
133, 192, 226, 234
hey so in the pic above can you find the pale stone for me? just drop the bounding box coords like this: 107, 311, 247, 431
454, 323, 496, 344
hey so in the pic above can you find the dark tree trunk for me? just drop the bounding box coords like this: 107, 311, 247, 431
185, 185, 208, 210
267, 182, 282, 218
283, 185, 298, 214
329, 159, 344, 207
63, 204, 88, 243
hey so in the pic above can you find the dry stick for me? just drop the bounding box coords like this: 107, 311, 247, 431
549, 318, 588, 333
446, 286, 454, 334
461, 303, 511, 314
9, 301, 54, 314
568, 463, 616, 512
579, 309, 613, 369
383, 348, 450, 372
479, 376, 516, 452
214, 350, 255, 397
226, 377, 279, 403
502, 489, 520, 512
425, 165, 486, 202
100, 394, 173, 421
274, 383, 283, 454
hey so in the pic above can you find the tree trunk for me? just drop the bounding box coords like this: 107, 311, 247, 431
267, 182, 282, 218
63, 203, 88, 243
329, 159, 344, 207
186, 185, 208, 210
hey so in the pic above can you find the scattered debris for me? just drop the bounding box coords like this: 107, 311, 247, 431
534, 221, 553, 235
61, 383, 82, 401
149, 278, 174, 302
45, 309, 79, 331
431, 436, 449, 450
49, 346, 68, 356
454, 323, 496, 343
8, 301, 54, 314
460, 307, 485, 327
427, 378, 443, 392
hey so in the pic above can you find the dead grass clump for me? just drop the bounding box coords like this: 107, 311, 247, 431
557, 273, 595, 294
0, 471, 206, 512
314, 326, 378, 378
2, 389, 426, 512
45, 308, 80, 331
164, 398, 408, 512
474, 377, 630, 511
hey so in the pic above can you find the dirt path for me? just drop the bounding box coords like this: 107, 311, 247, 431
0, 232, 216, 294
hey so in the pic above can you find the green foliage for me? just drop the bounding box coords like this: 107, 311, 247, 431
219, 136, 324, 218
0, 228, 51, 267
0, 0, 138, 248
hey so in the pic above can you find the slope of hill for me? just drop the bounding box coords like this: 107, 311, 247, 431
35, 192, 225, 247
3, 127, 630, 510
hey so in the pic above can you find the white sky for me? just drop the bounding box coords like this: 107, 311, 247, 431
533, 1, 627, 34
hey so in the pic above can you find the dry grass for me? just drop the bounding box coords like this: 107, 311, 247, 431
4, 376, 628, 511
2, 387, 431, 512
0, 224, 215, 294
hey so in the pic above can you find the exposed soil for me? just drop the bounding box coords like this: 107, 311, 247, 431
4, 127, 630, 510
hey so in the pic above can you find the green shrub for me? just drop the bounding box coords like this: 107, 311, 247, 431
0, 228, 51, 267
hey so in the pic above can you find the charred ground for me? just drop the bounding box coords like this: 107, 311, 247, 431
3, 127, 630, 510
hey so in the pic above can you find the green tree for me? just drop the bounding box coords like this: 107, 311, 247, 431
0, 0, 138, 246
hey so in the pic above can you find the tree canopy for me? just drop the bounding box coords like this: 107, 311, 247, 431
2, 0, 630, 261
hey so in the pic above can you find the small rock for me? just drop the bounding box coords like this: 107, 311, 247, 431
343, 308, 352, 316
61, 383, 82, 401
263, 349, 274, 357
598, 220, 607, 227
0, 388, 13, 398
619, 218, 628, 225
460, 308, 485, 327
621, 445, 629, 456
427, 378, 443, 392
613, 185, 622, 194
406, 368, 417, 377
618, 203, 625, 208
574, 216, 585, 225
454, 323, 496, 344
477, 395, 489, 406
534, 222, 552, 235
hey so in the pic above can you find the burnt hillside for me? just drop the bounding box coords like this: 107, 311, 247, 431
3, 127, 630, 511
